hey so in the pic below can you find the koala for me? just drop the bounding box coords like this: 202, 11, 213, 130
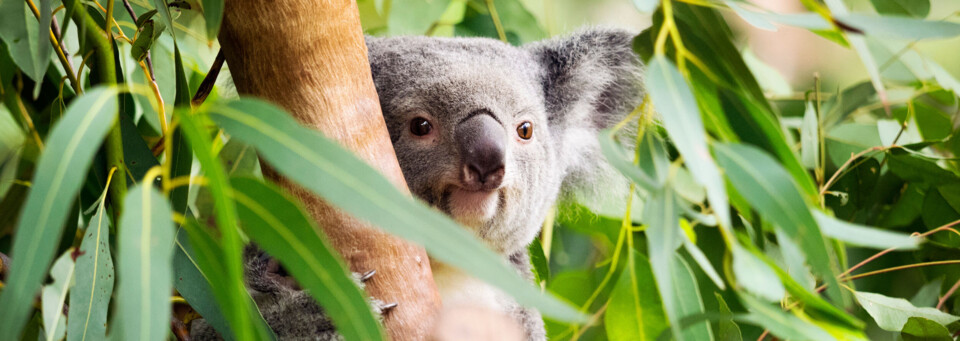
191, 27, 642, 340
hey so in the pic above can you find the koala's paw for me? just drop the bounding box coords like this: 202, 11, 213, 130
355, 270, 400, 318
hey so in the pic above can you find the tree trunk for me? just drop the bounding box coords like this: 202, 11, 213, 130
217, 1, 441, 339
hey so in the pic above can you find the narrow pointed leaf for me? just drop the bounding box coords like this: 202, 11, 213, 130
232, 177, 384, 341
173, 228, 236, 341
812, 210, 921, 250
68, 186, 115, 341
201, 0, 224, 42
670, 256, 712, 340
179, 111, 262, 339
599, 130, 661, 192
855, 291, 960, 331
205, 98, 585, 322
114, 184, 174, 341
738, 293, 832, 340
646, 55, 730, 230
41, 250, 74, 341
714, 143, 844, 305
605, 251, 667, 341
0, 87, 118, 338
837, 14, 960, 40
643, 189, 684, 340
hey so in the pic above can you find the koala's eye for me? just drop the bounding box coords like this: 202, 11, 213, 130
410, 117, 433, 136
517, 121, 533, 140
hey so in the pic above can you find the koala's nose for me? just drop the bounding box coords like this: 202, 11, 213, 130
457, 112, 506, 191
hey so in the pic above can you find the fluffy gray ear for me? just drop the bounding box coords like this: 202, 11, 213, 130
526, 28, 643, 207
527, 27, 643, 132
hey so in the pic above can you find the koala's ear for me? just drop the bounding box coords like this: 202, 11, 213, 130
526, 28, 643, 130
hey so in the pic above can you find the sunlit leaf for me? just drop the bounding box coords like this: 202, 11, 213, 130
605, 251, 667, 341
0, 87, 119, 338
855, 291, 960, 331
715, 293, 742, 341
670, 256, 712, 340
731, 247, 784, 302
204, 98, 585, 322
738, 293, 832, 340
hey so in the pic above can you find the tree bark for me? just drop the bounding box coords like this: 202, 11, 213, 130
217, 1, 441, 339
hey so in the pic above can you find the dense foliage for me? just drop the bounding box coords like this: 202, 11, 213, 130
0, 0, 959, 340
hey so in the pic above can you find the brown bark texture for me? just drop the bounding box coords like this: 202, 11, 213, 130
217, 0, 442, 339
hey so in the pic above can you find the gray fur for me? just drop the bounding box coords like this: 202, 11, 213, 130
191, 28, 642, 340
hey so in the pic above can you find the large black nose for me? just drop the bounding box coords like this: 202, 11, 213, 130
456, 112, 506, 191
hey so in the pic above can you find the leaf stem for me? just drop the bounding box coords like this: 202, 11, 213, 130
840, 260, 960, 281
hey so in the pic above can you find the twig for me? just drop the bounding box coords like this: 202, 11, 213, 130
484, 0, 507, 42
25, 0, 81, 94
819, 146, 885, 197
840, 260, 960, 282
938, 279, 960, 310
170, 316, 191, 341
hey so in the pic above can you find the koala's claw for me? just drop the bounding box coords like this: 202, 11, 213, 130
381, 302, 398, 313
360, 269, 376, 282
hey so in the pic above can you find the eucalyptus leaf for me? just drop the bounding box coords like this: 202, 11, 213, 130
201, 0, 224, 41
901, 317, 952, 341
812, 210, 921, 250
204, 98, 585, 322
114, 184, 174, 341
232, 177, 385, 341
41, 250, 74, 341
0, 87, 118, 338
715, 143, 844, 305
68, 185, 115, 341
605, 251, 667, 341
647, 55, 730, 230
870, 0, 929, 18
837, 14, 960, 40
855, 291, 960, 331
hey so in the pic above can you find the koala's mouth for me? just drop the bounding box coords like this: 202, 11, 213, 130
441, 187, 502, 227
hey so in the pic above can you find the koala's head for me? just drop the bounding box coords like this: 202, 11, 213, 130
367, 28, 642, 255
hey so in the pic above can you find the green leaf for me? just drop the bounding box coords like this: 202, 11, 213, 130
731, 247, 784, 302
647, 55, 730, 230
135, 9, 159, 28
715, 294, 742, 341
910, 278, 944, 308
204, 98, 585, 322
388, 0, 449, 35
131, 22, 156, 62
0, 87, 118, 338
179, 219, 275, 341
201, 0, 224, 41
800, 101, 819, 170
837, 14, 960, 39
854, 291, 960, 331
179, 111, 262, 339
714, 143, 844, 305
232, 177, 385, 341
528, 238, 550, 285
870, 0, 929, 18
599, 130, 661, 192
114, 184, 175, 341
725, 1, 776, 31
605, 251, 667, 341
738, 293, 832, 340
901, 317, 953, 341
643, 189, 687, 340
172, 227, 236, 341
169, 45, 193, 214
670, 256, 712, 340
0, 0, 50, 96
812, 210, 921, 250
41, 250, 74, 341
68, 184, 115, 341
152, 0, 175, 39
